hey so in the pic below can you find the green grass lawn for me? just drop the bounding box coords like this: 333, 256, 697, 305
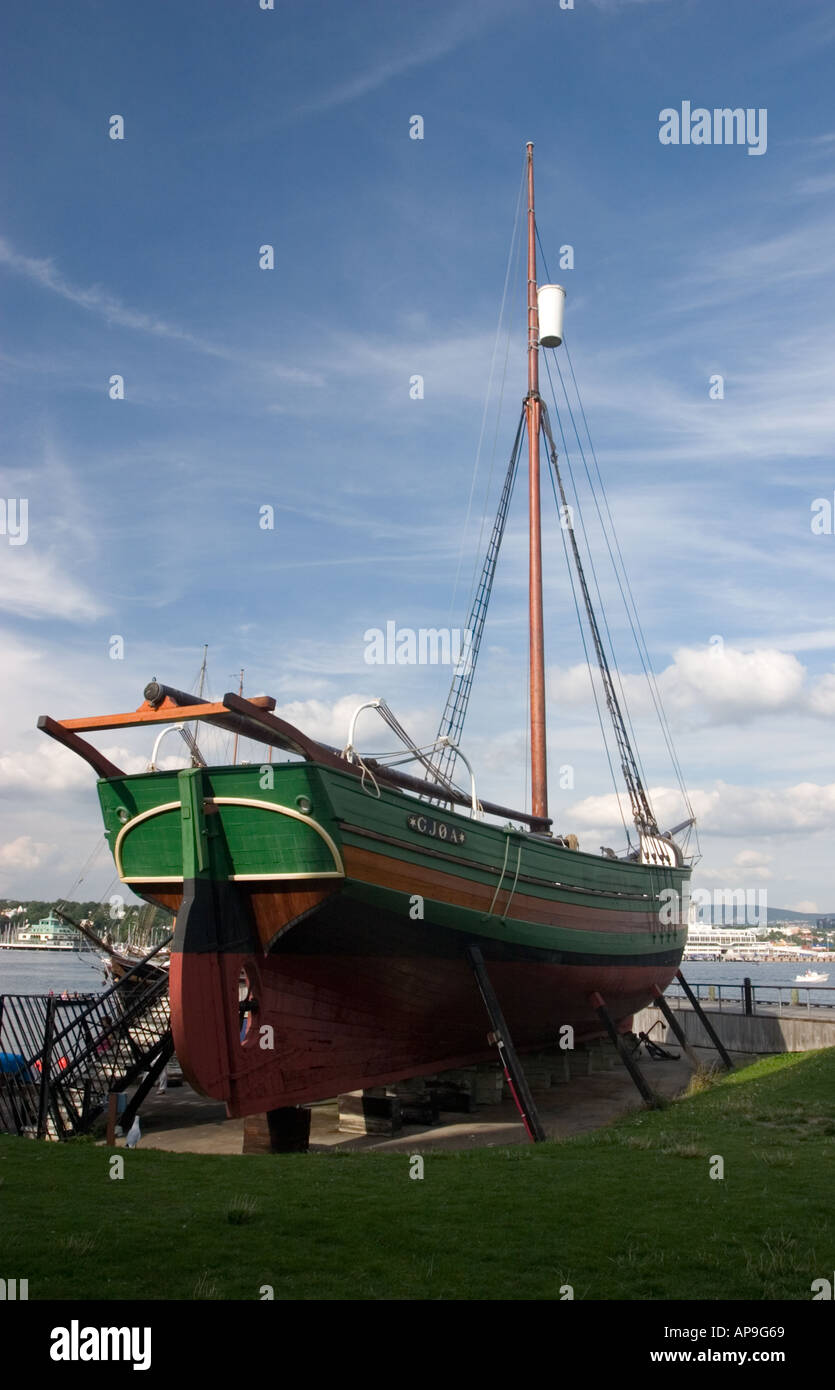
1, 1050, 833, 1301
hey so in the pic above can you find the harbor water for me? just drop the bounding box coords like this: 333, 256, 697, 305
676, 959, 833, 1007
0, 949, 107, 996
0, 948, 830, 1006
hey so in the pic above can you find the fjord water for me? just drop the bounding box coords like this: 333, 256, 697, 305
0, 951, 830, 1006
0, 949, 106, 996
675, 959, 833, 1006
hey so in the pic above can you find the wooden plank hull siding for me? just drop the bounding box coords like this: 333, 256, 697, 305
97, 761, 689, 1116
170, 941, 681, 1117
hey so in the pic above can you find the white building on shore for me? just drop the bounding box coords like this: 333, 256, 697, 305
685, 924, 762, 957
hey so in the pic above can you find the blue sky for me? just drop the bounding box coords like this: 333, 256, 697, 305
1, 0, 835, 913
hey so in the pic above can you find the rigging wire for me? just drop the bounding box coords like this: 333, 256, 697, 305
448, 158, 527, 632
62, 835, 110, 903
539, 359, 636, 818
542, 348, 653, 804
534, 231, 650, 801
561, 338, 697, 835
523, 591, 530, 815
544, 443, 631, 844
535, 223, 695, 839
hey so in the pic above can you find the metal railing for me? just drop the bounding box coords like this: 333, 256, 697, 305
0, 947, 171, 1140
666, 978, 835, 1017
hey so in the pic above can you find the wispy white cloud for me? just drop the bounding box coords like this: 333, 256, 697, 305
286, 2, 506, 121
796, 173, 835, 195
668, 218, 835, 307
0, 548, 106, 622
587, 0, 671, 10
0, 236, 321, 385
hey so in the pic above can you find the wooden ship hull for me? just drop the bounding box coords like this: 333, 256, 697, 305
38, 144, 696, 1128
91, 757, 688, 1117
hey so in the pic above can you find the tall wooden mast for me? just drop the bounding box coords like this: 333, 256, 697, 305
526, 142, 548, 821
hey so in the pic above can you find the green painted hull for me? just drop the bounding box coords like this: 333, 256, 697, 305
93, 760, 689, 1111
98, 760, 689, 962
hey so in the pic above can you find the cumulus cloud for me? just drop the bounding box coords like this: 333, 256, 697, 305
0, 742, 93, 794
566, 780, 835, 840
0, 549, 106, 622
566, 785, 686, 833
663, 646, 806, 721
0, 835, 49, 872
548, 643, 830, 727
0, 738, 196, 796
698, 849, 774, 886
808, 672, 835, 716
697, 782, 835, 836
275, 694, 436, 751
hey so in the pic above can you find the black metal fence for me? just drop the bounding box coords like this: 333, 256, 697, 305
666, 978, 835, 1016
0, 952, 171, 1140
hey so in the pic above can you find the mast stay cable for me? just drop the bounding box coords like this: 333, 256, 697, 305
535, 224, 695, 844
540, 401, 659, 837
545, 450, 631, 845
430, 409, 526, 794
561, 338, 697, 837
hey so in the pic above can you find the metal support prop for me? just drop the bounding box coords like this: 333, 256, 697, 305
466, 945, 546, 1142
589, 991, 661, 1108
675, 971, 734, 1070
119, 1032, 176, 1134
650, 985, 701, 1068
36, 995, 57, 1139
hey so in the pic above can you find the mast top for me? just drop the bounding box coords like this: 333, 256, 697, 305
526, 138, 547, 822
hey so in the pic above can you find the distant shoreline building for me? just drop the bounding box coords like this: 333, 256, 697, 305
685, 924, 761, 956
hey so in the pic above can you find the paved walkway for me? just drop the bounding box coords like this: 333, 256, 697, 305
125, 1046, 743, 1156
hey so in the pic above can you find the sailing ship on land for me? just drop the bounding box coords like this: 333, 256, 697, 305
40, 145, 695, 1119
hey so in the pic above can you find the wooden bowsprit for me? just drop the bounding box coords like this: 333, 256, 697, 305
466, 944, 546, 1143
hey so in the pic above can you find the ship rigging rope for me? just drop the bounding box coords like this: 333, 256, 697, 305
501, 842, 523, 918
560, 338, 697, 834
535, 225, 695, 837
376, 701, 452, 787
62, 834, 110, 903
544, 432, 631, 846
549, 344, 696, 837
486, 832, 512, 916
542, 349, 653, 809
358, 756, 381, 799
542, 398, 657, 837
449, 158, 526, 633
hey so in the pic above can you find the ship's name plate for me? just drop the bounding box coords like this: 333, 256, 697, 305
406, 813, 466, 845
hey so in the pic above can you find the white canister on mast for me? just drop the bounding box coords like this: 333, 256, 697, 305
537, 284, 566, 348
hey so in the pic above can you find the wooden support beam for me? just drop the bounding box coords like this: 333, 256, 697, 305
589, 991, 661, 1109
242, 1107, 311, 1153
675, 971, 734, 1070
39, 680, 552, 832
650, 985, 701, 1067
337, 1091, 403, 1135
37, 715, 125, 779
119, 1033, 175, 1133
466, 945, 546, 1142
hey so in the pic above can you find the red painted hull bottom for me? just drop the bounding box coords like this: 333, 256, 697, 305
170, 949, 676, 1118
